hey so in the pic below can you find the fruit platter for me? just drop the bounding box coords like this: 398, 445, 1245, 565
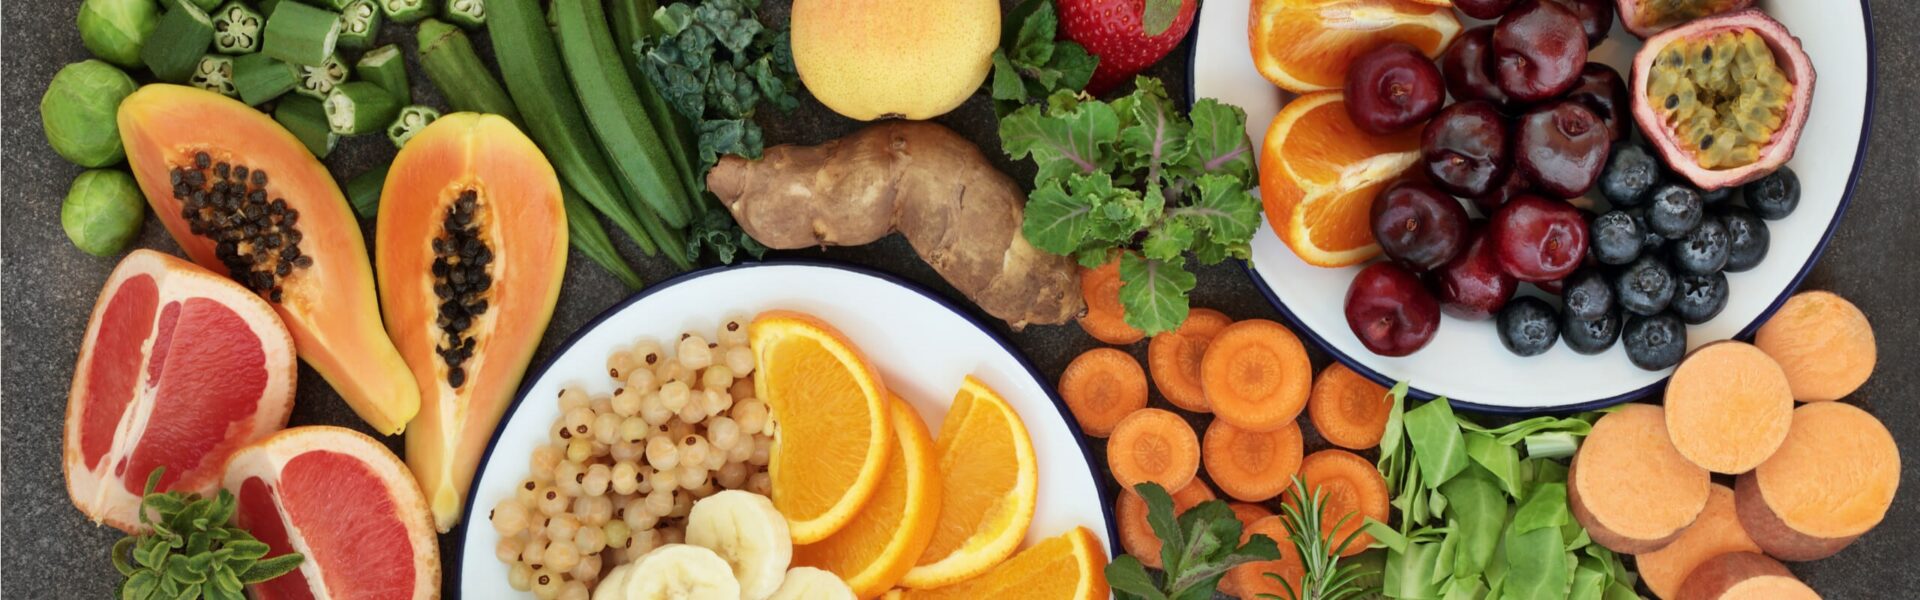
6, 0, 1912, 598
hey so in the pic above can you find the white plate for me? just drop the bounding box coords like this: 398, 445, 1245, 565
455, 262, 1117, 596
1190, 0, 1875, 412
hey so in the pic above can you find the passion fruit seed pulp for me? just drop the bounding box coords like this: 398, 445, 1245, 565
1645, 28, 1792, 170
431, 188, 495, 389
1622, 0, 1753, 36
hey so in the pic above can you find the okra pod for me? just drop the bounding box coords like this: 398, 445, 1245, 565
336, 0, 382, 50
141, 2, 214, 83
563, 182, 648, 290
444, 0, 485, 28
324, 81, 401, 135
346, 165, 389, 219
386, 105, 440, 148
355, 45, 411, 103
415, 19, 519, 126
295, 53, 350, 100
261, 1, 340, 67
378, 0, 432, 24
553, 0, 694, 228
188, 54, 236, 97
183, 0, 220, 11
233, 53, 298, 105
211, 1, 263, 55
610, 0, 701, 201
274, 95, 337, 158
258, 0, 282, 19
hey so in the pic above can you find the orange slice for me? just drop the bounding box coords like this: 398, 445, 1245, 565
795, 396, 943, 599
751, 310, 894, 544
1248, 0, 1462, 93
1261, 91, 1423, 267
895, 527, 1109, 600
898, 377, 1038, 589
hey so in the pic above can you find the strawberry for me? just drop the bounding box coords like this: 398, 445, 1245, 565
1058, 0, 1198, 95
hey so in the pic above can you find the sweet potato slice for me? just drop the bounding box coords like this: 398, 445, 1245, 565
1147, 308, 1232, 413
1735, 401, 1899, 561
1637, 484, 1763, 600
1200, 319, 1312, 433
1106, 408, 1200, 494
1665, 342, 1794, 473
1059, 348, 1148, 437
1114, 479, 1215, 569
1675, 552, 1820, 600
1754, 290, 1876, 402
1203, 419, 1304, 502
1077, 260, 1145, 345
1569, 404, 1711, 554
1307, 362, 1391, 450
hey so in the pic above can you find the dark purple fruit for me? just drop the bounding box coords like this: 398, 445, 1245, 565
1544, 0, 1614, 47
1437, 227, 1517, 321
1672, 271, 1729, 324
1498, 296, 1560, 357
1719, 207, 1769, 271
1491, 195, 1589, 283
1589, 210, 1643, 265
1743, 167, 1800, 220
1565, 64, 1630, 142
1473, 168, 1532, 214
1599, 143, 1662, 208
1624, 312, 1687, 371
1624, 207, 1667, 253
1440, 27, 1514, 111
1562, 308, 1621, 354
1345, 43, 1446, 136
1516, 101, 1610, 199
1456, 0, 1518, 19
1647, 183, 1704, 239
1493, 0, 1589, 102
1614, 255, 1675, 316
1345, 262, 1441, 357
1421, 101, 1512, 198
1670, 217, 1729, 274
1371, 180, 1471, 271
1561, 268, 1613, 321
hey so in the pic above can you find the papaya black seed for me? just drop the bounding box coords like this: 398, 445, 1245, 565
448, 368, 466, 388
293, 256, 312, 268
194, 152, 210, 168
251, 170, 267, 187
214, 162, 230, 178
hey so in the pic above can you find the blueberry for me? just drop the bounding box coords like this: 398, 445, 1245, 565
1625, 207, 1666, 253
1701, 186, 1732, 205
1600, 144, 1661, 208
1614, 255, 1675, 316
1497, 296, 1560, 357
1671, 271, 1729, 324
1562, 269, 1613, 321
1720, 208, 1770, 272
1589, 211, 1642, 265
1562, 309, 1621, 355
1744, 167, 1800, 220
1670, 218, 1729, 274
1623, 312, 1687, 370
1647, 184, 1704, 239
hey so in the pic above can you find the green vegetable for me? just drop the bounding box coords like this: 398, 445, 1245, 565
189, 54, 237, 97
40, 60, 137, 168
386, 104, 439, 148
140, 2, 214, 82
346, 165, 387, 219
335, 0, 381, 49
552, 0, 693, 228
232, 53, 296, 105
355, 44, 410, 103
639, 0, 801, 170
1001, 80, 1261, 335
260, 1, 339, 67
1106, 482, 1279, 600
1404, 396, 1469, 489
295, 53, 350, 100
182, 0, 219, 11
324, 81, 401, 135
273, 95, 337, 158
77, 0, 161, 68
609, 0, 697, 200
111, 469, 304, 600
210, 1, 262, 54
257, 0, 282, 19
378, 0, 431, 23
564, 182, 648, 290
444, 0, 484, 28
987, 0, 1098, 106
61, 170, 146, 257
1272, 477, 1372, 600
415, 18, 519, 125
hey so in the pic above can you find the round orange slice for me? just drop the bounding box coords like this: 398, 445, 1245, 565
895, 527, 1109, 600
751, 310, 894, 544
1248, 0, 1462, 93
898, 377, 1038, 589
1261, 91, 1423, 267
794, 396, 943, 599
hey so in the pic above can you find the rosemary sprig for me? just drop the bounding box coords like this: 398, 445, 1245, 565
1265, 477, 1372, 600
111, 468, 304, 600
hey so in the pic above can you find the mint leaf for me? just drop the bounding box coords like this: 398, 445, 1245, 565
1000, 97, 1120, 186
990, 51, 1029, 102
1136, 482, 1185, 571
1106, 556, 1169, 600
1047, 43, 1099, 94
1142, 0, 1183, 36
1012, 0, 1057, 66
1118, 252, 1195, 335
1178, 99, 1254, 181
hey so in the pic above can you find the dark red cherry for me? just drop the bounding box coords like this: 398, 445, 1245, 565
1473, 168, 1533, 214
1493, 0, 1588, 102
1515, 101, 1609, 199
1421, 101, 1512, 198
1344, 43, 1446, 135
1455, 0, 1518, 19
1543, 0, 1614, 47
1440, 27, 1515, 111
1436, 226, 1517, 321
1491, 195, 1589, 282
1371, 180, 1471, 271
1564, 63, 1630, 143
1345, 262, 1441, 357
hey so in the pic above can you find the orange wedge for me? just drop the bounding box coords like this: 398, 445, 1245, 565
1248, 0, 1462, 93
795, 397, 944, 599
896, 527, 1110, 600
898, 377, 1038, 589
1261, 91, 1423, 267
751, 310, 894, 544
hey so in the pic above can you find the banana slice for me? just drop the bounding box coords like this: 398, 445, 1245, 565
686, 490, 794, 600
592, 563, 634, 600
622, 544, 742, 599
768, 567, 857, 600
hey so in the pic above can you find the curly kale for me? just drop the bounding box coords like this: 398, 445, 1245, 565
639, 0, 799, 170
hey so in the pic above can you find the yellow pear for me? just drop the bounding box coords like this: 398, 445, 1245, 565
791, 0, 999, 121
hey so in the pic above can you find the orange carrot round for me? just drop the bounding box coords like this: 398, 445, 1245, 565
1226, 515, 1303, 598
1077, 260, 1144, 345
1199, 319, 1312, 433
1114, 479, 1215, 569
1059, 348, 1149, 437
1203, 419, 1304, 502
1665, 341, 1794, 474
1307, 362, 1391, 450
1106, 408, 1200, 495
1147, 308, 1233, 413
1569, 404, 1711, 554
1285, 449, 1389, 557
1754, 290, 1877, 402
1218, 503, 1278, 598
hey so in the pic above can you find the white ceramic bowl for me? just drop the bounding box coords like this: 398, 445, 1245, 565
455, 262, 1117, 596
1190, 0, 1875, 412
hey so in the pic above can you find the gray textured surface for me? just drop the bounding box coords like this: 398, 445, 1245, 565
5, 1, 1917, 597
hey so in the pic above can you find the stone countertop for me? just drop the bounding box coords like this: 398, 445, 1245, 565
6, 1, 1918, 597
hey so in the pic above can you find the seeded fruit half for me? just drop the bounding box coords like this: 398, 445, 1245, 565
1631, 10, 1815, 191
1614, 0, 1754, 39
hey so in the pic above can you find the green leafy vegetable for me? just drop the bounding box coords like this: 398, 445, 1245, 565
112, 469, 303, 600
987, 0, 1097, 106
1107, 482, 1280, 600
1268, 477, 1374, 600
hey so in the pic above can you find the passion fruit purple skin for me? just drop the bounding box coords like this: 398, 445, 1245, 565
1614, 0, 1755, 39
1631, 9, 1816, 191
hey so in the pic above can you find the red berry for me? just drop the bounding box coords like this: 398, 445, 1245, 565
1058, 0, 1198, 95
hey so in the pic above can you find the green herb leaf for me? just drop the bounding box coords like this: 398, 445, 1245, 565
1117, 252, 1195, 336
1404, 397, 1470, 489
1142, 219, 1194, 262
1105, 555, 1169, 600
999, 96, 1120, 186
1177, 100, 1255, 181
1142, 0, 1182, 36
1021, 179, 1095, 255
123, 569, 162, 600
240, 553, 305, 584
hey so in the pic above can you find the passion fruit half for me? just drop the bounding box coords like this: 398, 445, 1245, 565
1615, 0, 1754, 39
1630, 9, 1814, 191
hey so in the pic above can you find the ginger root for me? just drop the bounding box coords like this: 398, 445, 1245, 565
707, 121, 1082, 329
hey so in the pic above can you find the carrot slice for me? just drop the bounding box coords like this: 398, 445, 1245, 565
1754, 290, 1877, 402
1665, 341, 1794, 474
1115, 479, 1216, 569
1058, 348, 1148, 437
1203, 419, 1304, 502
1569, 404, 1711, 554
1217, 503, 1277, 599
1106, 408, 1200, 495
1225, 516, 1304, 598
1077, 260, 1144, 345
1147, 308, 1233, 413
1637, 484, 1762, 600
1735, 401, 1899, 561
1199, 319, 1312, 432
1284, 449, 1389, 557
1306, 362, 1391, 450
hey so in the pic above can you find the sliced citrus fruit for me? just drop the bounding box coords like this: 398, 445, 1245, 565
1248, 0, 1462, 93
1116, 479, 1217, 569
896, 527, 1110, 600
1261, 91, 1423, 267
795, 396, 944, 599
898, 377, 1038, 589
752, 310, 894, 544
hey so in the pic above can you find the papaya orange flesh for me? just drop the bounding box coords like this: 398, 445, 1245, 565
379, 112, 567, 531
118, 84, 418, 434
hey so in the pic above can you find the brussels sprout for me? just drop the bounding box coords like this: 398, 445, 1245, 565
61, 170, 148, 257
41, 60, 138, 168
76, 0, 162, 68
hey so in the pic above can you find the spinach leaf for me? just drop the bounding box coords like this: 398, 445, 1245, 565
1440, 465, 1505, 578
1404, 397, 1470, 489
1511, 483, 1570, 534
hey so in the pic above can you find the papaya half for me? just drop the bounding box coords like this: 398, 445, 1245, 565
118, 84, 419, 435
377, 112, 567, 531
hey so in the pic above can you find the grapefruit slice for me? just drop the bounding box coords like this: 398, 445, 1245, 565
63, 249, 295, 533
223, 426, 440, 600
